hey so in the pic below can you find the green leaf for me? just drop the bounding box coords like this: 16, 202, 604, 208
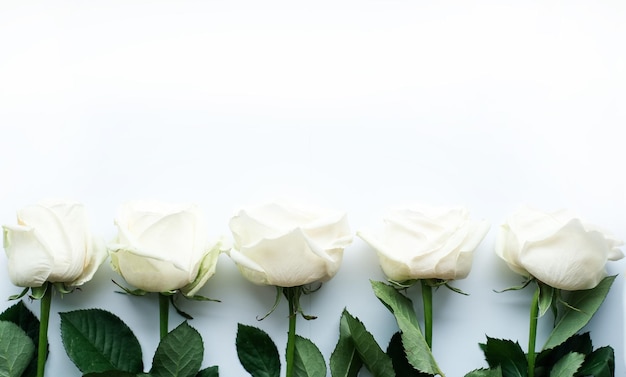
7, 288, 28, 301
0, 321, 36, 377
151, 322, 204, 377
293, 335, 326, 377
60, 309, 143, 374
196, 366, 219, 377
0, 301, 44, 377
576, 346, 614, 377
538, 283, 554, 318
464, 367, 503, 377
236, 324, 280, 377
112, 280, 148, 296
329, 312, 362, 377
549, 352, 584, 377
543, 276, 616, 350
339, 310, 395, 377
371, 281, 441, 376
480, 337, 527, 377
29, 285, 48, 300
536, 333, 592, 372
386, 332, 431, 377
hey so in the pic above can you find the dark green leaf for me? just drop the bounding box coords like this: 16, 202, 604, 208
576, 346, 614, 377
236, 324, 280, 377
549, 352, 584, 377
60, 309, 143, 374
329, 312, 362, 377
480, 337, 527, 377
0, 301, 44, 377
464, 367, 503, 377
371, 281, 441, 376
0, 321, 36, 377
293, 335, 326, 377
536, 333, 592, 371
543, 276, 616, 350
151, 322, 204, 377
386, 332, 431, 377
339, 310, 395, 377
196, 366, 219, 377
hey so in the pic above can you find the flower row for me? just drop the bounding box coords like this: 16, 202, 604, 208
3, 199, 623, 294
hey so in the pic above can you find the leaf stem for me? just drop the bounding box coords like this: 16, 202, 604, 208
285, 287, 298, 377
37, 283, 51, 377
421, 280, 433, 349
159, 293, 169, 339
528, 284, 540, 377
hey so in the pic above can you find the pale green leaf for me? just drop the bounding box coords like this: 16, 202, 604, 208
371, 281, 441, 375
340, 310, 395, 377
549, 352, 584, 377
543, 276, 615, 350
293, 335, 326, 377
0, 321, 35, 377
538, 283, 554, 318
0, 301, 44, 377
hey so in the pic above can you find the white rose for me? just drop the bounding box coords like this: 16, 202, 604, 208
2, 200, 107, 288
495, 206, 624, 290
358, 205, 490, 281
227, 201, 353, 287
109, 200, 223, 296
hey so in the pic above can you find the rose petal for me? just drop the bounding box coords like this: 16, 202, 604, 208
520, 219, 610, 290
237, 227, 338, 287
71, 236, 108, 286
181, 239, 223, 297
3, 225, 53, 287
112, 249, 190, 292
18, 203, 86, 282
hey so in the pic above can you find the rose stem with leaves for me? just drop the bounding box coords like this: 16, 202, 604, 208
284, 287, 298, 377
421, 280, 433, 348
159, 293, 169, 339
527, 285, 539, 377
37, 283, 52, 377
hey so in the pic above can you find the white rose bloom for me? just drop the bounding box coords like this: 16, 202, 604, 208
227, 201, 353, 287
109, 200, 223, 296
358, 205, 489, 281
2, 200, 107, 288
495, 206, 624, 290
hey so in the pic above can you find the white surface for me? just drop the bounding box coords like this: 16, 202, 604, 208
1, 1, 625, 376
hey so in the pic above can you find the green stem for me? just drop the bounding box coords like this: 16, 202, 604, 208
37, 284, 52, 377
285, 287, 298, 377
421, 279, 433, 349
528, 285, 540, 377
159, 293, 169, 339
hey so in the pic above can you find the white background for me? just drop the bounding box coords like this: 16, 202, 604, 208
1, 1, 625, 376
